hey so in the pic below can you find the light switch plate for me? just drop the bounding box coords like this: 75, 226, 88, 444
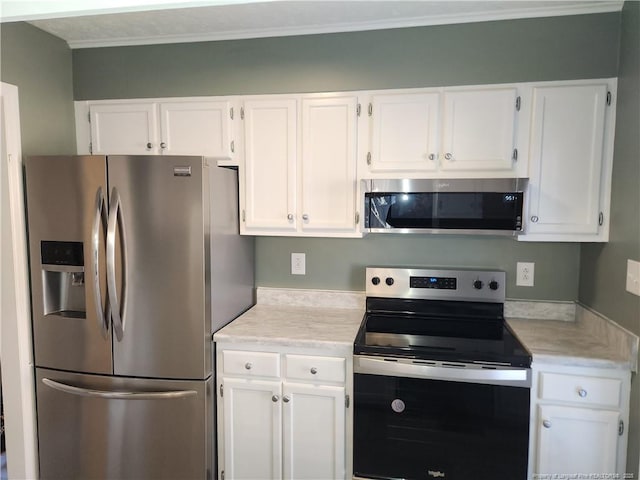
626, 259, 640, 296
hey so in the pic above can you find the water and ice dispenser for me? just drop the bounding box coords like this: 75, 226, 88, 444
40, 241, 86, 318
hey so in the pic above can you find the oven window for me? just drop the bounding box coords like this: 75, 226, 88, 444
354, 374, 530, 480
365, 192, 523, 230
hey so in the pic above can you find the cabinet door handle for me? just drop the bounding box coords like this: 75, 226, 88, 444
272, 395, 279, 402
444, 153, 453, 160
283, 395, 291, 403
287, 213, 294, 221
310, 367, 318, 375
302, 214, 309, 221
160, 142, 167, 149
146, 142, 153, 150
578, 388, 587, 398
531, 216, 539, 223
244, 362, 252, 370
428, 153, 436, 161
542, 420, 552, 428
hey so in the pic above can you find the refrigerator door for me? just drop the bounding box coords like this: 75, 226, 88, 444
24, 156, 112, 374
36, 368, 212, 480
107, 155, 210, 379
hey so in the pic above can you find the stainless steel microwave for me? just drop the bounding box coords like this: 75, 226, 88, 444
363, 178, 527, 235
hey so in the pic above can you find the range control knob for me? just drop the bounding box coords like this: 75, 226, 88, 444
385, 277, 395, 286
371, 276, 381, 286
489, 280, 499, 291
473, 280, 483, 290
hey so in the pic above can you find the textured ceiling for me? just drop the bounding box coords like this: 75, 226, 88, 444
26, 0, 624, 49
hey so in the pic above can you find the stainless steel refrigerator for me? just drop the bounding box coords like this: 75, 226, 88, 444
24, 155, 254, 480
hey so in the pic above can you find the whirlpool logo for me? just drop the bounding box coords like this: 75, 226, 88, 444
427, 470, 446, 478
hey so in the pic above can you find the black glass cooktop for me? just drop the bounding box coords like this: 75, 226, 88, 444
354, 297, 531, 368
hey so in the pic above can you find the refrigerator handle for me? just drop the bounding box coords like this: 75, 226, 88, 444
42, 378, 197, 400
92, 187, 110, 338
107, 187, 127, 342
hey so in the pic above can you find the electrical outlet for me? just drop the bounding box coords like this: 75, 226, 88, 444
626, 259, 640, 296
291, 253, 306, 275
516, 262, 535, 287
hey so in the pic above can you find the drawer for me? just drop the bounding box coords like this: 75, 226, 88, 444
538, 372, 622, 407
285, 354, 345, 383
223, 350, 280, 377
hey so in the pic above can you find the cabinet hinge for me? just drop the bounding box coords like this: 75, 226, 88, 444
512, 148, 518, 161
242, 210, 246, 222
88, 112, 91, 123
89, 142, 93, 155
366, 152, 372, 166
230, 140, 235, 153
345, 394, 350, 408
515, 96, 521, 111
619, 419, 624, 436
221, 470, 225, 480
230, 107, 234, 120
606, 91, 612, 106
357, 103, 361, 117
599, 212, 604, 226
355, 212, 360, 225
240, 107, 245, 120
368, 103, 373, 116
219, 384, 223, 397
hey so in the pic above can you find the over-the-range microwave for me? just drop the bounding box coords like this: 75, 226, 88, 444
363, 178, 527, 235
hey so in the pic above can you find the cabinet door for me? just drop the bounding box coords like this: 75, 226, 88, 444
441, 87, 517, 172
301, 96, 358, 234
536, 404, 619, 475
89, 103, 159, 154
160, 100, 234, 158
369, 92, 440, 172
222, 377, 282, 480
526, 84, 607, 235
282, 382, 345, 480
242, 98, 297, 234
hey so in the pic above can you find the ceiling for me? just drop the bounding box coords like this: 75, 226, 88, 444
3, 0, 625, 49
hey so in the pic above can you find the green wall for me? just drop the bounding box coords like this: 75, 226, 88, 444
579, 2, 640, 475
0, 22, 75, 155
71, 12, 622, 301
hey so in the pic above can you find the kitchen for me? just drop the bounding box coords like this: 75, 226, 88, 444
1, 1, 639, 479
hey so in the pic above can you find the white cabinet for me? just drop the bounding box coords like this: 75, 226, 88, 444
529, 363, 630, 479
364, 85, 524, 177
240, 93, 360, 237
521, 79, 616, 242
217, 346, 349, 480
76, 98, 238, 159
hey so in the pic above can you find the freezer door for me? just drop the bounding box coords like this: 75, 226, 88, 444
36, 368, 212, 480
24, 156, 112, 374
107, 155, 210, 379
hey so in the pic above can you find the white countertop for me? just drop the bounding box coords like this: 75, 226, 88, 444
215, 288, 638, 371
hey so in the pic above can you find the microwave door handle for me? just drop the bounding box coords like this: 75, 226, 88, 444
42, 378, 197, 400
92, 187, 109, 338
107, 187, 127, 341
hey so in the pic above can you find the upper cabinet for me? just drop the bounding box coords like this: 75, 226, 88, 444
363, 85, 527, 178
75, 98, 238, 160
519, 79, 616, 242
239, 93, 360, 237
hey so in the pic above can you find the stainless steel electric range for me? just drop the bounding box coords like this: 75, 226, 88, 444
353, 267, 532, 480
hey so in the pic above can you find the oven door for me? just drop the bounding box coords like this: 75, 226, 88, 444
353, 356, 530, 480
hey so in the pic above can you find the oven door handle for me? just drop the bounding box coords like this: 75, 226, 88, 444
354, 356, 531, 388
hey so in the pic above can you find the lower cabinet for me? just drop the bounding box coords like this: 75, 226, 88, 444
529, 363, 631, 479
217, 346, 349, 480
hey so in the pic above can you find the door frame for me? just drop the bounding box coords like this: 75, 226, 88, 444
0, 81, 39, 479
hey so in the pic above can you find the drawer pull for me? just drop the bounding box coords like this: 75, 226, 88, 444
578, 388, 588, 398
542, 420, 552, 429
272, 395, 279, 402
283, 395, 291, 403
310, 367, 318, 375
245, 362, 252, 370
